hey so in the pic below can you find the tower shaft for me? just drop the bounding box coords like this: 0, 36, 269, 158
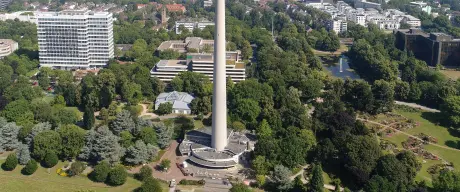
211, 0, 227, 151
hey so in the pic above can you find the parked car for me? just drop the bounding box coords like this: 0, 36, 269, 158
170, 179, 176, 188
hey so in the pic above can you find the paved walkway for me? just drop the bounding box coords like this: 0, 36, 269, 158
358, 118, 460, 152
128, 141, 196, 182
394, 101, 440, 113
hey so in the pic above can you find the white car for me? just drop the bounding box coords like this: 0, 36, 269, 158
170, 179, 176, 188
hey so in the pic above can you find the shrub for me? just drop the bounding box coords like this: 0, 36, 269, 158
2, 153, 18, 171
90, 161, 111, 182
106, 165, 127, 186
56, 168, 68, 177
136, 177, 163, 192
68, 161, 85, 176
135, 166, 153, 181
159, 159, 171, 171
179, 179, 206, 185
125, 105, 143, 117
22, 160, 38, 175
42, 152, 58, 168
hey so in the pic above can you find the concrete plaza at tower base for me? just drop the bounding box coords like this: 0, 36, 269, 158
178, 127, 255, 168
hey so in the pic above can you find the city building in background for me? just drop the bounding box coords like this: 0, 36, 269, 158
395, 29, 460, 67
0, 0, 12, 10
150, 51, 246, 83
157, 37, 215, 53
175, 19, 215, 34
328, 19, 348, 34
410, 1, 432, 14
0, 39, 18, 58
37, 10, 114, 69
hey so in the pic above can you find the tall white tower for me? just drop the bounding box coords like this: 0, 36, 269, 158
211, 0, 227, 151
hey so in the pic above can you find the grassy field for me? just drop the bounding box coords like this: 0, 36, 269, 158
313, 44, 348, 56
397, 110, 460, 149
0, 161, 142, 192
378, 109, 460, 185
440, 70, 460, 80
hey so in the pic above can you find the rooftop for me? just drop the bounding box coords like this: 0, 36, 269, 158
156, 60, 188, 68
155, 91, 194, 110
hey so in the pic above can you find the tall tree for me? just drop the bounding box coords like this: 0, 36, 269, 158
155, 122, 173, 149
83, 107, 95, 130
310, 164, 324, 192
58, 125, 85, 160
0, 122, 21, 152
32, 130, 61, 160
123, 140, 159, 165
271, 165, 293, 192
110, 110, 136, 135
79, 126, 125, 164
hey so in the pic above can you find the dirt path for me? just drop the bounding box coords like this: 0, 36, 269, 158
358, 118, 460, 152
394, 101, 440, 113
140, 104, 158, 119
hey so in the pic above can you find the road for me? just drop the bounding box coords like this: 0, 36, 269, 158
394, 101, 440, 113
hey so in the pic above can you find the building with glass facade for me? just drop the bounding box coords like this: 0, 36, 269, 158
395, 29, 460, 67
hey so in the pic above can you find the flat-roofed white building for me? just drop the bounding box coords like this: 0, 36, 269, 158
402, 15, 421, 28
175, 20, 215, 34
150, 60, 188, 82
328, 19, 347, 34
377, 20, 400, 30
0, 11, 38, 23
188, 52, 246, 83
0, 39, 18, 58
37, 10, 114, 69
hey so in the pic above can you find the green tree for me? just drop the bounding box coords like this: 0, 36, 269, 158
90, 161, 111, 182
68, 161, 85, 176
83, 107, 95, 130
364, 175, 398, 192
135, 166, 153, 181
271, 164, 292, 191
110, 110, 136, 135
136, 177, 163, 192
1, 99, 34, 126
42, 152, 58, 168
138, 127, 157, 145
156, 103, 173, 116
2, 153, 18, 171
106, 165, 128, 186
159, 159, 171, 171
252, 156, 269, 175
433, 170, 460, 192
256, 119, 272, 139
241, 40, 253, 60
121, 82, 142, 105
343, 135, 382, 185
232, 121, 246, 132
119, 131, 134, 148
0, 64, 13, 93
21, 159, 38, 175
58, 125, 85, 160
230, 183, 252, 192
372, 80, 394, 114
32, 130, 61, 160
441, 96, 460, 127
37, 69, 51, 90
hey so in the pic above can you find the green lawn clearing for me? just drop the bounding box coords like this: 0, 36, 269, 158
396, 110, 460, 149
384, 133, 409, 148
415, 158, 439, 186
0, 161, 142, 192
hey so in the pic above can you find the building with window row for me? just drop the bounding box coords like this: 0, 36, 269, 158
37, 10, 114, 69
395, 29, 460, 67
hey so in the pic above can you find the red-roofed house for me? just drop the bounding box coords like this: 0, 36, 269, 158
165, 3, 186, 13
137, 4, 147, 9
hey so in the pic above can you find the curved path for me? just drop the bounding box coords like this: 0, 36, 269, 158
394, 101, 440, 113
357, 118, 460, 152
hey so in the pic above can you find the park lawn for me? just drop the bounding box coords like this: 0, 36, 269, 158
323, 171, 332, 184
383, 133, 409, 148
26, 69, 40, 77
396, 110, 460, 149
415, 158, 439, 186
423, 144, 460, 168
440, 70, 460, 80
0, 160, 142, 192
194, 120, 204, 129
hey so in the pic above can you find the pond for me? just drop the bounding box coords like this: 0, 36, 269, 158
322, 55, 361, 80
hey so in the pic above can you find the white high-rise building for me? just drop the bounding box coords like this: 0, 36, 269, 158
37, 10, 114, 69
